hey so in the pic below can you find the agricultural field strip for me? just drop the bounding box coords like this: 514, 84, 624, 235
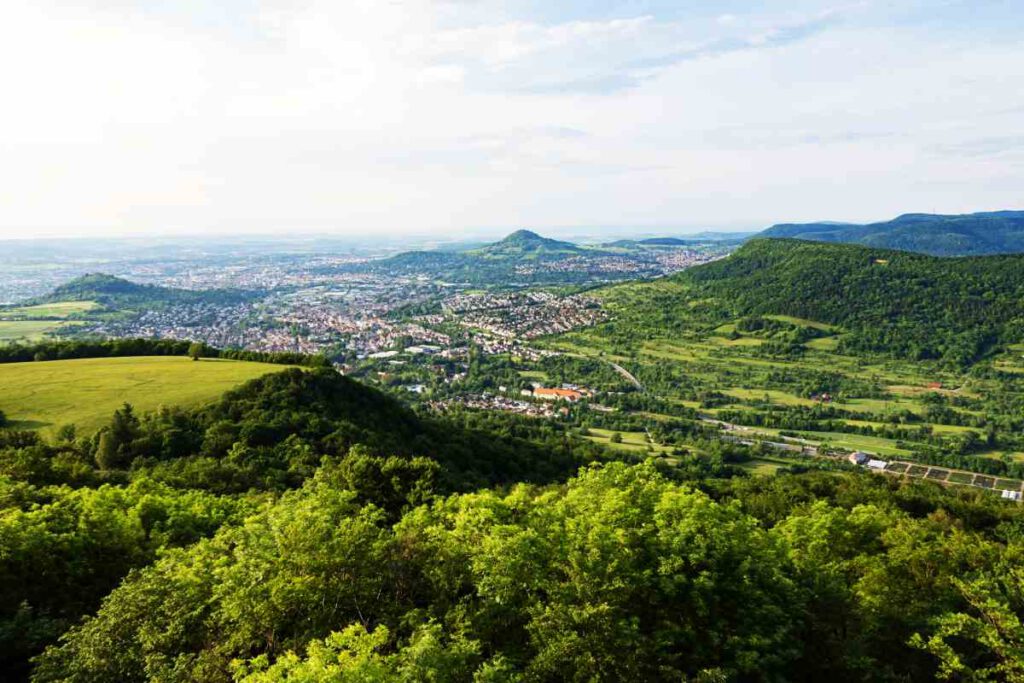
554, 326, 1016, 494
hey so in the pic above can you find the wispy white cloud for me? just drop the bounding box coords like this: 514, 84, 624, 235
0, 0, 1021, 238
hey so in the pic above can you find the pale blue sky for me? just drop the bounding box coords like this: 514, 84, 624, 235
0, 0, 1021, 239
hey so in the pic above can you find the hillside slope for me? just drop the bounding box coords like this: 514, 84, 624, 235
472, 229, 584, 258
355, 230, 629, 285
598, 239, 1024, 365
38, 273, 254, 308
761, 210, 1024, 256
0, 356, 288, 435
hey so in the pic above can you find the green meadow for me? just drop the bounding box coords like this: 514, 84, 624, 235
0, 320, 77, 343
738, 458, 789, 476
0, 299, 99, 343
2, 301, 99, 318
0, 356, 291, 436
584, 428, 676, 456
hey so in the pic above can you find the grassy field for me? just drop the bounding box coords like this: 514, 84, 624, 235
0, 300, 99, 343
738, 458, 788, 476
722, 388, 818, 407
1, 301, 99, 318
517, 370, 549, 381
584, 428, 676, 456
0, 356, 291, 436
763, 315, 838, 332
0, 320, 84, 343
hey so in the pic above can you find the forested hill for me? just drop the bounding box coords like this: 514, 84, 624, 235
472, 229, 584, 257
761, 209, 1024, 256
36, 273, 254, 307
672, 239, 1024, 364
347, 230, 617, 284
0, 366, 600, 677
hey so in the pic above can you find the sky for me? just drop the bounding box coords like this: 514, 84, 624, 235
0, 0, 1022, 240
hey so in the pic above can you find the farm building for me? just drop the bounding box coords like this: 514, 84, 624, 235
533, 388, 584, 402
848, 452, 870, 466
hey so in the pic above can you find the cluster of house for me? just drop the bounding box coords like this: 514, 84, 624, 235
366, 344, 444, 360
430, 394, 566, 419
457, 294, 608, 340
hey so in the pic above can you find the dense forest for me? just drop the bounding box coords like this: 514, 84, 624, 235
0, 365, 619, 679
615, 239, 1024, 366
2, 359, 1024, 680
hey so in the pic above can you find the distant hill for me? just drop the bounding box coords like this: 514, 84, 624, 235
473, 229, 584, 258
599, 238, 1024, 366
346, 229, 734, 286
358, 230, 636, 285
605, 234, 751, 249
38, 273, 253, 308
605, 237, 698, 248
48, 274, 168, 303
761, 210, 1024, 256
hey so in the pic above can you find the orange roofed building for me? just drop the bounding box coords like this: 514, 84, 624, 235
533, 388, 584, 402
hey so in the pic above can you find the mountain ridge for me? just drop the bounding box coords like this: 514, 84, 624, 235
761, 210, 1024, 256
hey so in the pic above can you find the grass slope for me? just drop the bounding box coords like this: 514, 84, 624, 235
0, 321, 82, 344
1, 301, 99, 318
0, 356, 291, 435
0, 300, 98, 343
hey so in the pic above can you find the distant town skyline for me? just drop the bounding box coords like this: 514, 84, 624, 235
1, 0, 1022, 239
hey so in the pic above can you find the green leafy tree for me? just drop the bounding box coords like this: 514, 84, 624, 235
911, 567, 1024, 681
94, 404, 141, 470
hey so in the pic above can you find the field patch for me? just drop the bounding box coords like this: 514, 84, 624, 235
1, 300, 99, 319
584, 428, 675, 456
722, 388, 817, 407
804, 336, 840, 351
738, 458, 787, 476
0, 356, 291, 436
0, 320, 83, 343
798, 430, 913, 457
763, 315, 838, 332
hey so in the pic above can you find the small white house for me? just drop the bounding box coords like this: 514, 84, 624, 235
1000, 489, 1022, 502
867, 459, 888, 470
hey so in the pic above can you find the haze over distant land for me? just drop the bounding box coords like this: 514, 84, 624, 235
1, 1, 1022, 239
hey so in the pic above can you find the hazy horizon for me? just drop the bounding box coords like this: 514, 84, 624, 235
2, 1, 1022, 240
